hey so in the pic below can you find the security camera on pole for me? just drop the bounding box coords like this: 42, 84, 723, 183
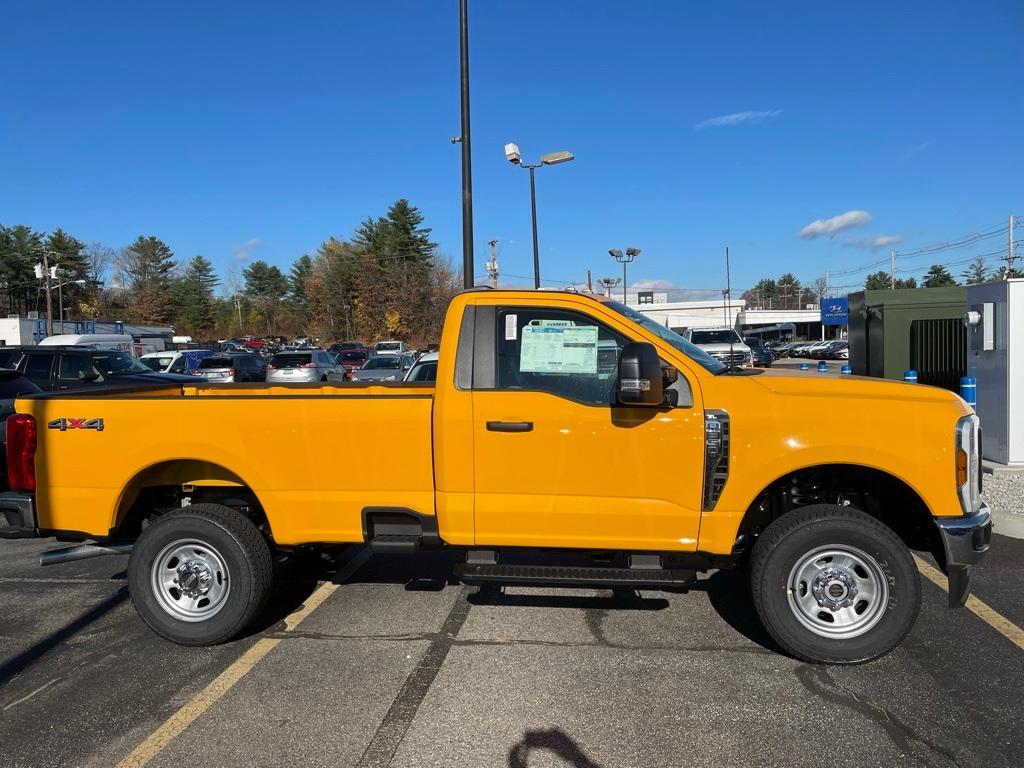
609, 247, 640, 304
504, 142, 574, 288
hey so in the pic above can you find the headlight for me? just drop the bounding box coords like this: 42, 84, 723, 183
955, 414, 981, 514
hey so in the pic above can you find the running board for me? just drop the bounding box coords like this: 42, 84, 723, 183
454, 563, 696, 589
369, 534, 421, 554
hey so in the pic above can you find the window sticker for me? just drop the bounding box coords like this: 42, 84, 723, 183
505, 313, 518, 341
520, 324, 598, 374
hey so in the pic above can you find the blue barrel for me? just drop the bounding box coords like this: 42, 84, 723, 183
904, 369, 917, 383
799, 362, 809, 371
960, 376, 977, 408
841, 364, 852, 375
817, 361, 828, 372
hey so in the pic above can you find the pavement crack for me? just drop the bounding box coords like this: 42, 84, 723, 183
795, 664, 965, 768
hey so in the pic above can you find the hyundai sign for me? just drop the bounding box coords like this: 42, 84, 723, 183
821, 298, 849, 326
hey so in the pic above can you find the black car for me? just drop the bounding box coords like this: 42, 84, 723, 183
742, 337, 774, 368
0, 346, 196, 392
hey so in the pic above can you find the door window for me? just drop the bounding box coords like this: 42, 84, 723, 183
493, 308, 626, 405
58, 355, 98, 381
23, 353, 56, 382
167, 357, 187, 373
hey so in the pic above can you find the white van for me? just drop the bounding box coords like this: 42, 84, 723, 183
38, 334, 136, 352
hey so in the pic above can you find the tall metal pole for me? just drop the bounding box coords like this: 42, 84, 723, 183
622, 259, 627, 304
890, 250, 896, 290
1009, 213, 1016, 275
529, 166, 540, 288
459, 0, 474, 289
43, 252, 54, 337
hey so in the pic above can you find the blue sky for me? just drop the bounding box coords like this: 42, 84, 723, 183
2, 0, 1021, 295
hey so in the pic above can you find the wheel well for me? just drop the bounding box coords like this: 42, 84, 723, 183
736, 464, 943, 564
112, 460, 271, 541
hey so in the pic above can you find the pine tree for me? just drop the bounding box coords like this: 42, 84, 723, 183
776, 273, 802, 309
961, 257, 989, 285
864, 271, 917, 290
121, 236, 176, 324
45, 229, 87, 279
172, 256, 219, 334
922, 264, 957, 288
242, 260, 289, 334
289, 254, 314, 305
0, 224, 43, 314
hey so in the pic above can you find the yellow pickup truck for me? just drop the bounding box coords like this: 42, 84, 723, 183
0, 289, 991, 663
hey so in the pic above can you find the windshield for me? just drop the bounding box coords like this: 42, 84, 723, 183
375, 342, 401, 352
364, 357, 401, 370
141, 356, 173, 372
690, 329, 742, 345
91, 351, 152, 375
604, 302, 727, 374
340, 351, 366, 362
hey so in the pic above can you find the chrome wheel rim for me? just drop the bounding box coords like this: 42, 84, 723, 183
151, 539, 231, 622
786, 545, 888, 639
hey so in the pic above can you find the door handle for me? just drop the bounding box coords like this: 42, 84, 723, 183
486, 421, 534, 433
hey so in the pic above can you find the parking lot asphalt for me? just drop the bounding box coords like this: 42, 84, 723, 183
1, 529, 1022, 768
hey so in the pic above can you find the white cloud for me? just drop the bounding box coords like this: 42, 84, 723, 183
842, 234, 903, 250
630, 279, 678, 290
694, 109, 782, 129
799, 210, 872, 239
232, 237, 261, 262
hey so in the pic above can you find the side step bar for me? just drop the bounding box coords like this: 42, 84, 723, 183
369, 534, 421, 554
454, 563, 696, 590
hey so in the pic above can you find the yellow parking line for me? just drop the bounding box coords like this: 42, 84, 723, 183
914, 554, 1024, 651
117, 547, 371, 768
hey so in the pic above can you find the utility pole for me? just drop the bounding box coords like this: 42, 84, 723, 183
42, 251, 54, 336
485, 239, 499, 288
1007, 214, 1016, 276
890, 250, 896, 290
586, 270, 593, 293
458, 0, 474, 289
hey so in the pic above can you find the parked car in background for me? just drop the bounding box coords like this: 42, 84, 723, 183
403, 351, 438, 382
140, 350, 214, 375
334, 349, 368, 377
373, 340, 407, 356
350, 353, 414, 382
37, 333, 136, 352
822, 341, 849, 360
681, 328, 751, 367
742, 337, 774, 368
196, 352, 267, 383
0, 346, 196, 392
266, 350, 337, 383
328, 342, 366, 357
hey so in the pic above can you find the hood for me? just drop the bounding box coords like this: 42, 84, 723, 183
750, 368, 964, 406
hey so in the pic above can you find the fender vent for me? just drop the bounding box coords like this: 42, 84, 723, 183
702, 410, 730, 511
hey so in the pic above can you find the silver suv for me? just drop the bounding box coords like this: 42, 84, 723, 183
266, 350, 338, 383
681, 328, 752, 367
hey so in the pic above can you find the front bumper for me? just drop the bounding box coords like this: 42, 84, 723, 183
0, 492, 38, 539
934, 503, 992, 607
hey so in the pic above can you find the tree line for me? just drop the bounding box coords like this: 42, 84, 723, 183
0, 199, 460, 345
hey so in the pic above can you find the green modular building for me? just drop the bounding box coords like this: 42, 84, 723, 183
848, 286, 967, 392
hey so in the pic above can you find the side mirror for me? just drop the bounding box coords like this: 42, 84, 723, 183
616, 342, 665, 407
78, 370, 100, 383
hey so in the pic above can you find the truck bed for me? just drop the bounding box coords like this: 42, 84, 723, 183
19, 381, 437, 544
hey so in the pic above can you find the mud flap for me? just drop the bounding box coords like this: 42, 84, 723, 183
947, 565, 972, 608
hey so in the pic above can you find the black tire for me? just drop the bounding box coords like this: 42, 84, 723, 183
750, 504, 920, 664
128, 504, 273, 646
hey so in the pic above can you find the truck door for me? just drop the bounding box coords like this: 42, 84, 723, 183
469, 304, 705, 552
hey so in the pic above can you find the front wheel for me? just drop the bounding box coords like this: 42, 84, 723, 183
750, 505, 920, 664
128, 504, 273, 646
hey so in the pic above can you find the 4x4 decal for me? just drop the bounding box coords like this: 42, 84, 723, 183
47, 418, 105, 432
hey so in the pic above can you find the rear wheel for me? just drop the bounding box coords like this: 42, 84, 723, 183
128, 504, 273, 646
750, 505, 920, 664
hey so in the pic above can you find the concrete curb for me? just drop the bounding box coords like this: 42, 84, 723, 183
991, 507, 1024, 540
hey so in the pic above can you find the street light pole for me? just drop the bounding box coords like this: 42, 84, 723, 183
42, 252, 54, 337
504, 144, 574, 289
529, 166, 540, 288
609, 247, 640, 305
459, 0, 474, 289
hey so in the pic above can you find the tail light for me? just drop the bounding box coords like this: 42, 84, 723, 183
267, 364, 276, 370
6, 414, 37, 492
227, 368, 236, 377
302, 362, 317, 369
